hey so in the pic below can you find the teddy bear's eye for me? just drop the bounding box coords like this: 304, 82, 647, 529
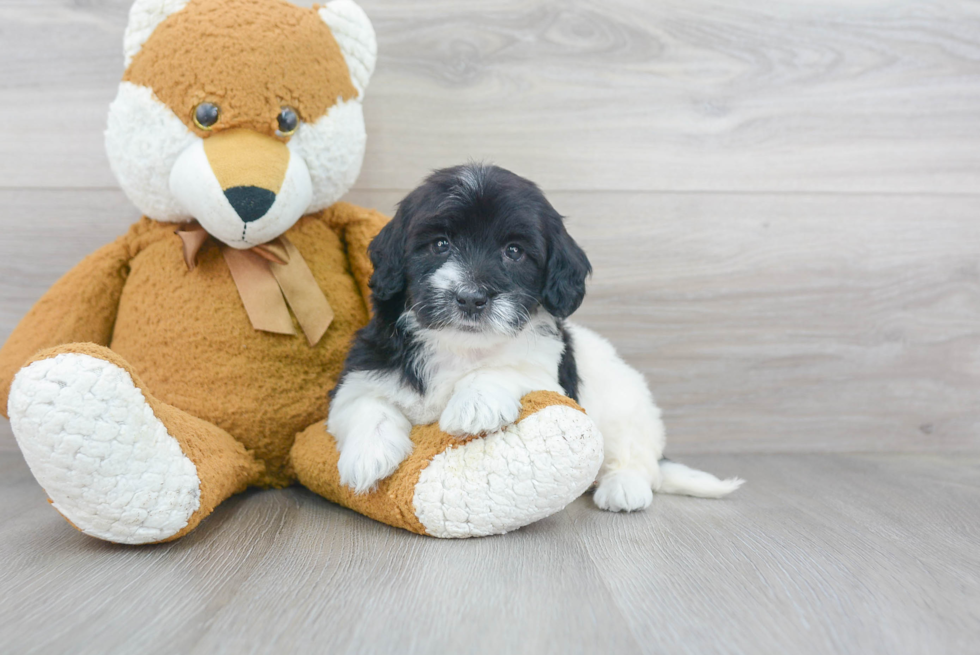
193, 102, 220, 131
277, 107, 300, 136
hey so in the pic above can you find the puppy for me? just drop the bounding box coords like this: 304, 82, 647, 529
328, 164, 743, 510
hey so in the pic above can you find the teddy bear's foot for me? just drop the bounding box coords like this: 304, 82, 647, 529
292, 391, 603, 538
8, 345, 261, 544
414, 400, 602, 538
9, 352, 199, 543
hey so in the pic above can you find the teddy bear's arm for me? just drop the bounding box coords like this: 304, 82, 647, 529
0, 239, 132, 416
319, 202, 390, 318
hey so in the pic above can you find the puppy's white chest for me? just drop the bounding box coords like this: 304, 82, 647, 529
404, 346, 501, 424
399, 324, 566, 426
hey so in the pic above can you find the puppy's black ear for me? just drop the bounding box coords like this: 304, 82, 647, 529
541, 214, 592, 319
368, 214, 408, 303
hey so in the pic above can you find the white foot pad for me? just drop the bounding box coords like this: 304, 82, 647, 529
413, 405, 603, 538
8, 354, 201, 544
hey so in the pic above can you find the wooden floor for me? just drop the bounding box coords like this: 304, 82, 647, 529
1, 442, 977, 655
1, 0, 979, 653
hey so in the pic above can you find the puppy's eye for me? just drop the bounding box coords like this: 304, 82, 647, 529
505, 244, 524, 261
432, 238, 451, 255
193, 102, 220, 131
277, 107, 300, 136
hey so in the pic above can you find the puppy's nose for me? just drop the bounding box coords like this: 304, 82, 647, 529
224, 186, 276, 223
455, 289, 489, 315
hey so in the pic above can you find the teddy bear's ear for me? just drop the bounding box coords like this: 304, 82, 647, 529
318, 0, 378, 97
123, 0, 191, 68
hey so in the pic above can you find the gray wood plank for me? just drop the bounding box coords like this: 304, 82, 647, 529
0, 448, 641, 655
3, 188, 979, 454
565, 453, 980, 655
3, 1, 978, 653
0, 189, 140, 333
2, 1, 980, 192
0, 423, 14, 453
0, 450, 977, 655
187, 497, 644, 655
315, 189, 980, 454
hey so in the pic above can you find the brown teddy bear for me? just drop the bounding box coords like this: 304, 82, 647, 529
0, 0, 602, 543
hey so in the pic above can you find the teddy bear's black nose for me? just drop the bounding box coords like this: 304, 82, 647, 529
224, 186, 276, 223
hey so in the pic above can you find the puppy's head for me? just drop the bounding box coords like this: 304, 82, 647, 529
369, 164, 592, 334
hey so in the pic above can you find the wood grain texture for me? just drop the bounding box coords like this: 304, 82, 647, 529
6, 188, 976, 454
0, 423, 14, 453
1, 0, 980, 192
0, 450, 977, 655
564, 453, 980, 655
2, 1, 978, 654
346, 188, 980, 454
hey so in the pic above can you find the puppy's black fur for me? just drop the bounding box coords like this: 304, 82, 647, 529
333, 164, 591, 401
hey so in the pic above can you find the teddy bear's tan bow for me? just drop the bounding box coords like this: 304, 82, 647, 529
177, 226, 333, 346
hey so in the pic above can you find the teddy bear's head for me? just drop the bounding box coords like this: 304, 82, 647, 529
105, 0, 376, 248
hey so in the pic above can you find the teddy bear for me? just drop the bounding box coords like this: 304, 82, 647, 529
0, 0, 603, 544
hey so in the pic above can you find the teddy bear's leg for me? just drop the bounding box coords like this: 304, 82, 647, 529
7, 344, 263, 545
291, 392, 603, 538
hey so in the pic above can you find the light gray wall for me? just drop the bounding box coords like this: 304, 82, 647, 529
2, 0, 978, 453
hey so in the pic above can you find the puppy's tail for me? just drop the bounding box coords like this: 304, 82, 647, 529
657, 459, 744, 498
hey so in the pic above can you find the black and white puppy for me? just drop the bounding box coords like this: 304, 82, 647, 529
328, 164, 742, 510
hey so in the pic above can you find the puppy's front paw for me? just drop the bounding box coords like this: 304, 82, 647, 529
439, 385, 522, 437
594, 470, 654, 512
337, 419, 414, 494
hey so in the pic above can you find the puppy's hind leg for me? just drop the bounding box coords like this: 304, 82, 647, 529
590, 411, 664, 513
567, 324, 742, 512
590, 399, 743, 509
568, 324, 664, 512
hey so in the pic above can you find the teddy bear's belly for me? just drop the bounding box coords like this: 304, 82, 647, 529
109, 232, 368, 487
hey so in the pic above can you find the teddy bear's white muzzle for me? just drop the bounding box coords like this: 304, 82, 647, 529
169, 137, 314, 249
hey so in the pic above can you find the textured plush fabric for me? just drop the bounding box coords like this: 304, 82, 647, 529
1, 0, 601, 542
292, 391, 591, 536
108, 0, 375, 223
0, 205, 384, 487
414, 404, 603, 538
15, 344, 262, 543
113, 206, 383, 486
0, 240, 131, 412
316, 1, 377, 96
124, 0, 358, 138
